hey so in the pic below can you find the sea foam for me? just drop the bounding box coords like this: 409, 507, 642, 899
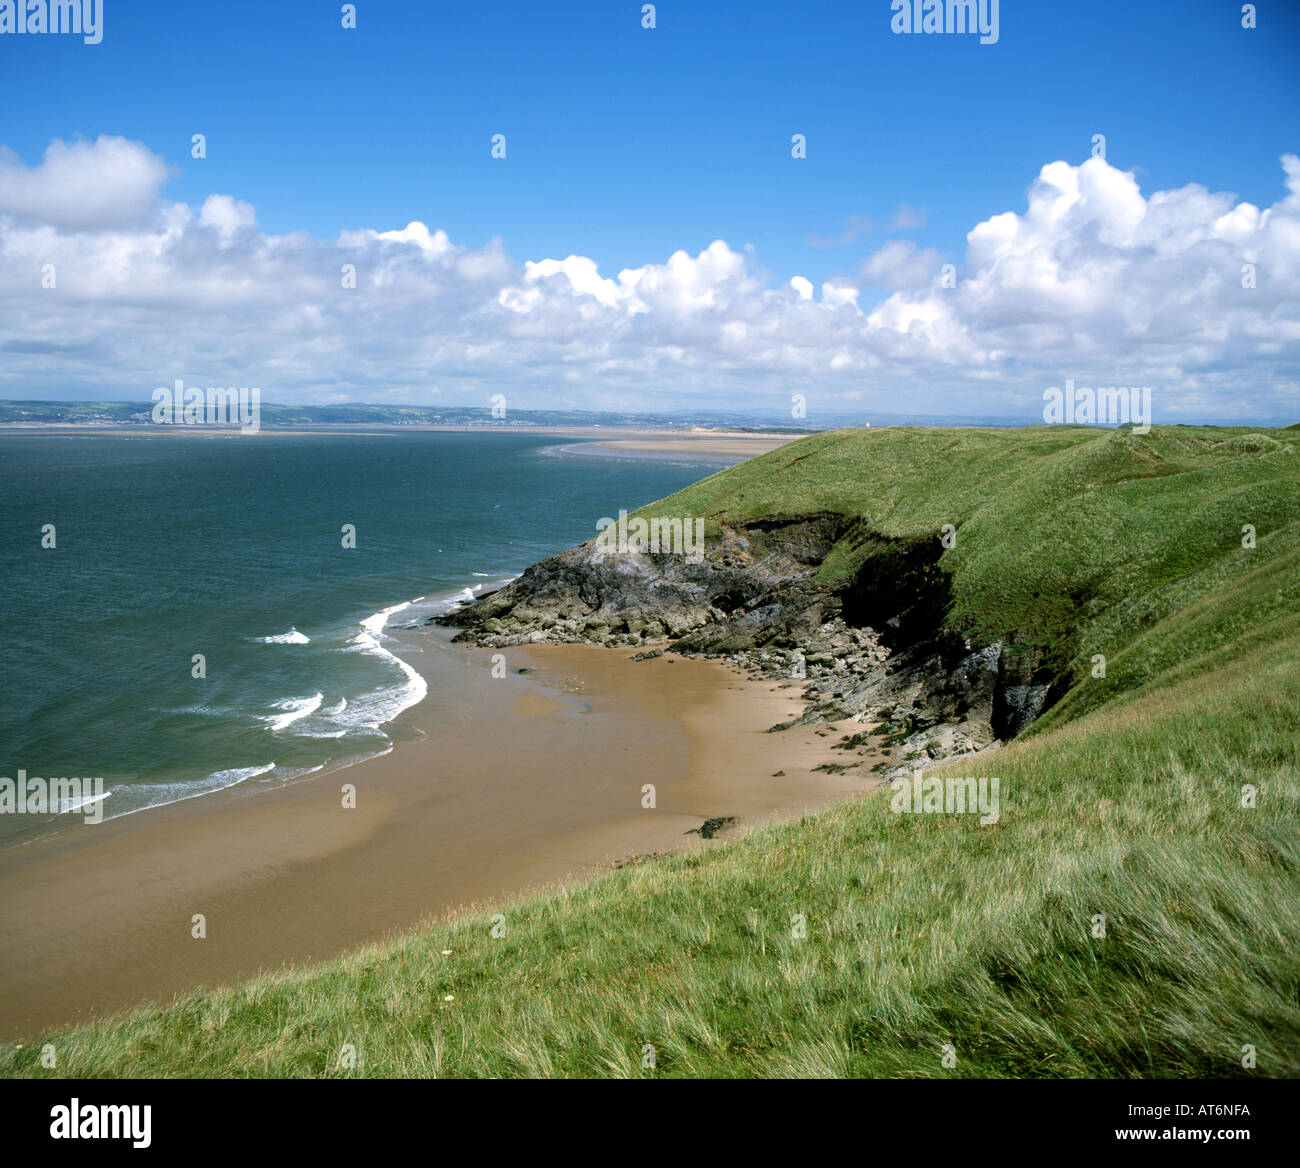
250, 629, 310, 644
262, 692, 324, 732
340, 601, 429, 730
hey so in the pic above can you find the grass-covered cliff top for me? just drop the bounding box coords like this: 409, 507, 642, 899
639, 424, 1300, 734
2, 423, 1296, 1078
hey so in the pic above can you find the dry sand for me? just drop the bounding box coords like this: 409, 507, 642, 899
553, 432, 799, 459
0, 628, 883, 1041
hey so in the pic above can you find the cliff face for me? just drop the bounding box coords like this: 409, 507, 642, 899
438, 514, 1052, 778
445, 514, 845, 647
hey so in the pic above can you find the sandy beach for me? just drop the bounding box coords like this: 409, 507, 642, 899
0, 626, 882, 1041
544, 431, 800, 460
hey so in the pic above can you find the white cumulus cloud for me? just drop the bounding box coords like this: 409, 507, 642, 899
0, 136, 171, 230
0, 135, 1296, 421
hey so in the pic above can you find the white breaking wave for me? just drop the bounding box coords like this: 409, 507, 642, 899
196, 762, 278, 790
273, 763, 326, 782
262, 692, 324, 732
95, 763, 278, 825
55, 789, 111, 815
339, 601, 429, 730
436, 575, 518, 614
250, 629, 310, 644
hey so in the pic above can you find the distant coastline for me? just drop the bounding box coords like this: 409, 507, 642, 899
4, 400, 1145, 431
0, 400, 827, 433
0, 421, 801, 464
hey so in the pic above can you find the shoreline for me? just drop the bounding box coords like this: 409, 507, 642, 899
536, 432, 799, 462
0, 585, 514, 853
0, 424, 799, 464
0, 623, 883, 1042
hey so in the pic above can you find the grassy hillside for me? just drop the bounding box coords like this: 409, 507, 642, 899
2, 424, 1297, 1078
639, 425, 1300, 731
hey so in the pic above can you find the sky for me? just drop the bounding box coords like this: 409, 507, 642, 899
0, 0, 1297, 423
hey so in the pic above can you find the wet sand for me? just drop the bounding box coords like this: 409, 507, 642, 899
0, 628, 882, 1041
550, 432, 800, 460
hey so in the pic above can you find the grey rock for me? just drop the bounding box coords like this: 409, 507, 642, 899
438, 513, 1056, 764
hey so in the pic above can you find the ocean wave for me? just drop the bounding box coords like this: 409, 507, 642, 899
54, 788, 112, 815
88, 581, 516, 826
250, 629, 310, 644
198, 762, 278, 790
261, 692, 324, 732
338, 601, 429, 730
93, 762, 278, 825
436, 576, 517, 614
272, 763, 326, 781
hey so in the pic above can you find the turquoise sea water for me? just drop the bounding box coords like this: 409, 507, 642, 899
0, 431, 723, 845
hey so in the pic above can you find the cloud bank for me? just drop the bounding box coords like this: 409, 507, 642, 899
1, 135, 1296, 421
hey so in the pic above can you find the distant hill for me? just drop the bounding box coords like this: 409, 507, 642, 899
0, 400, 814, 431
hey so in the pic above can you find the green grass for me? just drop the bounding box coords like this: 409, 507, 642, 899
3, 424, 1297, 1078
639, 424, 1300, 726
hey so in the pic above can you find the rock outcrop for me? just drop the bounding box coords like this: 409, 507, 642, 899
441, 514, 847, 649
436, 514, 1056, 777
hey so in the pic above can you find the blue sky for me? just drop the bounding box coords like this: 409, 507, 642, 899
1, 1, 1297, 420
4, 1, 1297, 282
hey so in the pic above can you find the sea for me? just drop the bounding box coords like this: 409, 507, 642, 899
0, 430, 728, 846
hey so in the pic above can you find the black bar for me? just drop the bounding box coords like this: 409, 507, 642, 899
2, 1077, 1290, 1154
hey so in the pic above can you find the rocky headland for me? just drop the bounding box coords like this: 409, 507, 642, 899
436, 514, 1056, 779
